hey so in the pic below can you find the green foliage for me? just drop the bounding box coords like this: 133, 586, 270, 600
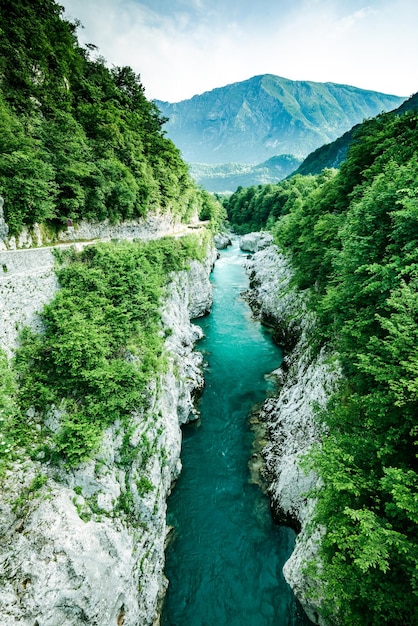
197, 188, 227, 230
271, 109, 418, 624
14, 236, 204, 466
0, 0, 207, 235
0, 349, 19, 473
224, 171, 333, 235
136, 476, 154, 497
0, 93, 57, 233
0, 0, 79, 115
12, 473, 49, 516
258, 111, 418, 296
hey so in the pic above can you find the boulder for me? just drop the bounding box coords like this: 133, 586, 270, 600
213, 232, 231, 250
239, 231, 273, 253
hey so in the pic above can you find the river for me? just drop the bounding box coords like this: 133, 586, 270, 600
162, 241, 312, 626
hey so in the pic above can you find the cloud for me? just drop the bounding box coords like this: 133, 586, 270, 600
62, 0, 417, 101
335, 7, 377, 33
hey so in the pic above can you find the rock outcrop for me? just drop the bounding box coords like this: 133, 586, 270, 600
0, 235, 217, 625
0, 211, 193, 252
244, 236, 340, 625
0, 196, 9, 244
213, 232, 231, 250
0, 247, 59, 357
239, 231, 273, 253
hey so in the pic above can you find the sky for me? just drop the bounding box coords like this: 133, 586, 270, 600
61, 0, 418, 103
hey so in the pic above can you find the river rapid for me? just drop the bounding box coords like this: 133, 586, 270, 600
162, 241, 312, 626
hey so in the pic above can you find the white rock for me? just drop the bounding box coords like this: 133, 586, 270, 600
213, 232, 231, 250
245, 240, 341, 625
0, 225, 217, 626
239, 231, 273, 252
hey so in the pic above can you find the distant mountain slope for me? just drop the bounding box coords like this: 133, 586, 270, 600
156, 75, 405, 164
190, 155, 302, 193
293, 90, 418, 176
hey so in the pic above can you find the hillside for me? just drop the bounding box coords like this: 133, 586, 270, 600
190, 155, 302, 193
156, 74, 404, 165
293, 90, 418, 176
0, 2, 224, 625
0, 0, 224, 239
225, 102, 418, 625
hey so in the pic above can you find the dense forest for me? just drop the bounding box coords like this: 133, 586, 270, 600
226, 105, 418, 625
0, 0, 223, 236
2, 0, 418, 623
0, 1, 223, 480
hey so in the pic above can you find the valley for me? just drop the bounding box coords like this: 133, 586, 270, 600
0, 1, 417, 625
156, 74, 404, 191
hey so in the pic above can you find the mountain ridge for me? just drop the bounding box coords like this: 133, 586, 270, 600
190, 154, 302, 193
292, 89, 418, 177
156, 74, 405, 165
158, 73, 404, 109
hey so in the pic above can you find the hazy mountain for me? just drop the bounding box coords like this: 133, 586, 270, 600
190, 155, 302, 193
156, 74, 405, 165
293, 90, 418, 177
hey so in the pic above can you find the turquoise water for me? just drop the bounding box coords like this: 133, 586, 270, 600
162, 241, 312, 626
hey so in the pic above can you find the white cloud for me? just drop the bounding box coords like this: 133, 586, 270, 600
335, 7, 377, 33
62, 0, 418, 101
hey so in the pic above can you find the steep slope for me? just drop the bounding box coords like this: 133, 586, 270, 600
0, 2, 225, 624
231, 106, 418, 624
0, 0, 205, 237
293, 90, 418, 176
0, 232, 217, 626
156, 75, 404, 164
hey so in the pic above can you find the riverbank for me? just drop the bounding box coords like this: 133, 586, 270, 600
242, 233, 341, 625
0, 227, 217, 625
162, 239, 312, 626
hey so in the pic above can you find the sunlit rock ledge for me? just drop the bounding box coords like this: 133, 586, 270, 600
0, 212, 179, 252
0, 229, 217, 626
243, 234, 341, 626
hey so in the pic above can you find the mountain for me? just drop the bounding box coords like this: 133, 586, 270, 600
292, 90, 418, 177
156, 74, 405, 165
190, 154, 302, 193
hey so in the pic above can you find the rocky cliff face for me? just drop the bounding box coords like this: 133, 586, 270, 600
0, 231, 217, 625
242, 234, 341, 625
0, 214, 201, 357
0, 211, 182, 253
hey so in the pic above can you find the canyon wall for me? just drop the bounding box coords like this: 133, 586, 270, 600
242, 234, 341, 625
0, 213, 197, 358
0, 223, 216, 626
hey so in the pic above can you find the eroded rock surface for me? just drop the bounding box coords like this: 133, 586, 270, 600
213, 232, 231, 250
0, 237, 216, 625
239, 231, 273, 253
244, 240, 340, 625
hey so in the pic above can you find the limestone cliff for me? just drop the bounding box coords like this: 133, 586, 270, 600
0, 213, 199, 358
0, 226, 217, 625
242, 234, 341, 625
